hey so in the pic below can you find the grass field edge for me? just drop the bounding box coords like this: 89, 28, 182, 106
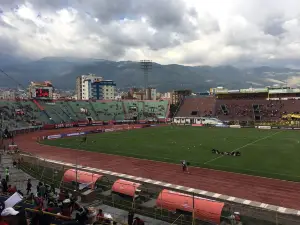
40, 140, 300, 183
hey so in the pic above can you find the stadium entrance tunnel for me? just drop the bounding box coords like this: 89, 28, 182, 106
62, 169, 110, 191
156, 189, 230, 225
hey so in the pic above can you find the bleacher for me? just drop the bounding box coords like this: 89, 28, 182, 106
175, 96, 300, 122
0, 100, 170, 129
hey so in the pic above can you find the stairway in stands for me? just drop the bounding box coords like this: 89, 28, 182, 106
32, 99, 54, 124
252, 104, 261, 121
122, 101, 127, 120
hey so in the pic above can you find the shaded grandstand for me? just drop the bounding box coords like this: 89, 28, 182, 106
0, 99, 170, 129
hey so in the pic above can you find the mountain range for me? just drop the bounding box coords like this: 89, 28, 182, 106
1, 56, 300, 92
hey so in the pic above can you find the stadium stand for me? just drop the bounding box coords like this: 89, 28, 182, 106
175, 95, 300, 123
0, 100, 170, 129
175, 96, 216, 117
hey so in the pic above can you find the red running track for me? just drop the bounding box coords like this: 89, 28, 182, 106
14, 125, 300, 210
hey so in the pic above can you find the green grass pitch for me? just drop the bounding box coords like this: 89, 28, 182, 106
42, 126, 300, 182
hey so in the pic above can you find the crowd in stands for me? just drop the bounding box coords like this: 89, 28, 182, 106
175, 95, 300, 123
0, 158, 145, 225
214, 99, 300, 121
0, 100, 169, 129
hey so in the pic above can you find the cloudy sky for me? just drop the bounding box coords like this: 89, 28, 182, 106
1, 0, 300, 67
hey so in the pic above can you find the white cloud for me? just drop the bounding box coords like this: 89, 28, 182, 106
1, 0, 300, 67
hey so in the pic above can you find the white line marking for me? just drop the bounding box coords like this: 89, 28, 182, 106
243, 200, 251, 205
204, 130, 284, 165
277, 207, 287, 213
21, 153, 300, 214
260, 203, 269, 208
38, 131, 300, 183
213, 193, 221, 198
228, 197, 236, 201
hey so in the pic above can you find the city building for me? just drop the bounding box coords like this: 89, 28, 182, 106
146, 88, 157, 100
0, 90, 15, 99
91, 80, 116, 100
171, 89, 192, 105
52, 92, 61, 100
76, 74, 103, 100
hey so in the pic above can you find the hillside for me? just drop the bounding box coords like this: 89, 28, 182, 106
1, 57, 300, 91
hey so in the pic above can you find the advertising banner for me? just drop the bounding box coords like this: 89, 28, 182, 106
92, 121, 103, 126
215, 124, 229, 128
192, 124, 203, 127
47, 134, 62, 139
78, 122, 88, 127
257, 126, 271, 129
66, 132, 86, 137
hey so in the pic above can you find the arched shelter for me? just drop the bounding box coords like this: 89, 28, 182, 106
156, 189, 225, 224
111, 179, 141, 198
63, 169, 104, 190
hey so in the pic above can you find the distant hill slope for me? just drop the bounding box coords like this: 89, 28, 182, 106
1, 57, 300, 91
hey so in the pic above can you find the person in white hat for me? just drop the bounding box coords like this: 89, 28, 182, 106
1, 207, 19, 217
1, 207, 19, 225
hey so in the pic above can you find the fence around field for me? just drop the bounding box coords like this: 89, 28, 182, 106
16, 152, 300, 225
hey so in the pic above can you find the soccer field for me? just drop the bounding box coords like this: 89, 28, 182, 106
42, 126, 300, 182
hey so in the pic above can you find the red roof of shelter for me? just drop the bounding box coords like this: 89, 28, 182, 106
63, 169, 103, 189
111, 179, 141, 197
156, 189, 224, 224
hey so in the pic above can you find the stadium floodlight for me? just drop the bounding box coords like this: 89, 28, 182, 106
140, 60, 152, 90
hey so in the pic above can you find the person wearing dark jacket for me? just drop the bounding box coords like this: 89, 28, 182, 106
133, 217, 144, 225
128, 211, 134, 225
26, 179, 32, 195
1, 179, 7, 193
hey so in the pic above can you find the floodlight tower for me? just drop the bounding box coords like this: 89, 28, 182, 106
140, 60, 152, 90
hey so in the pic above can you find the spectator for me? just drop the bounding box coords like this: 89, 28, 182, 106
1, 207, 20, 225
1, 179, 7, 193
61, 199, 72, 217
37, 182, 41, 194
26, 193, 35, 205
96, 209, 104, 223
133, 217, 144, 225
39, 183, 46, 198
128, 211, 134, 225
12, 160, 17, 168
7, 185, 16, 195
5, 168, 9, 182
26, 179, 32, 195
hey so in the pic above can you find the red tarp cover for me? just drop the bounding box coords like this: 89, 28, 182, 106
111, 179, 141, 197
156, 189, 224, 224
63, 169, 103, 189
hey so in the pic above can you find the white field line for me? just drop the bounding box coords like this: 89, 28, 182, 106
204, 130, 284, 165
37, 131, 300, 183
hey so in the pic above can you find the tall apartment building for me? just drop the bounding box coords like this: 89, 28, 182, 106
76, 74, 103, 100
92, 80, 116, 100
76, 74, 116, 100
171, 89, 192, 105
0, 90, 15, 99
145, 87, 157, 100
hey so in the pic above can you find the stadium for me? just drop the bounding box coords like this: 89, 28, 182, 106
3, 85, 300, 225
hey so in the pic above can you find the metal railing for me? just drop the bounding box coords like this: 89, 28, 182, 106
16, 154, 300, 225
